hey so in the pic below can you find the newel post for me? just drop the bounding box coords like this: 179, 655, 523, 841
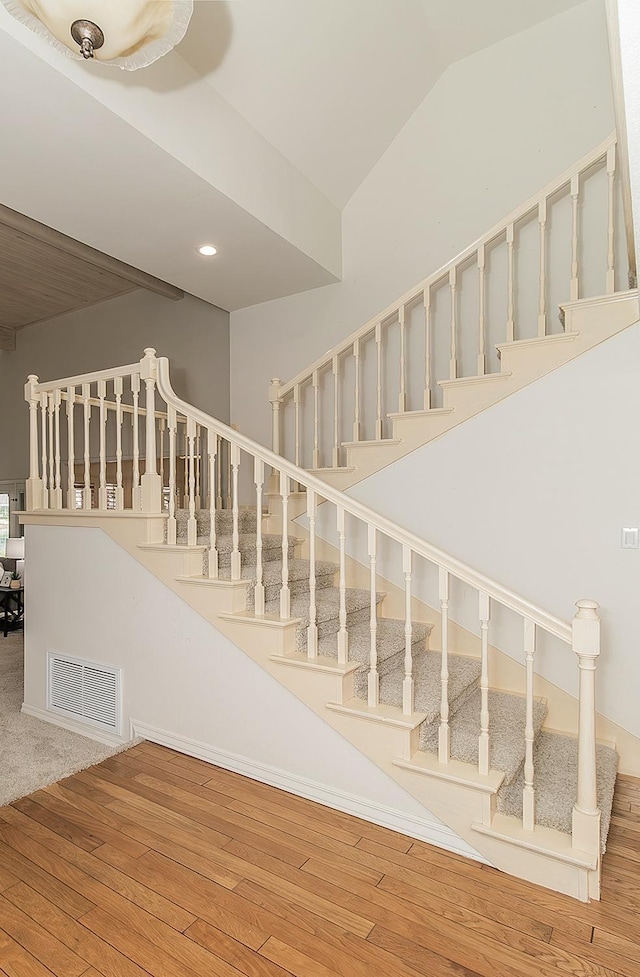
268, 378, 282, 494
572, 599, 601, 873
139, 348, 162, 513
24, 374, 43, 510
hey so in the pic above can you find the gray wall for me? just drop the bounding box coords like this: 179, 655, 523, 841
0, 289, 229, 481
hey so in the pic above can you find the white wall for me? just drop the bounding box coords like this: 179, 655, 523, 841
350, 324, 640, 739
618, 0, 640, 259
230, 0, 614, 449
0, 289, 229, 482
22, 522, 481, 858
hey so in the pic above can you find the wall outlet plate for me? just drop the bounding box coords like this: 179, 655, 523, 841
621, 527, 639, 549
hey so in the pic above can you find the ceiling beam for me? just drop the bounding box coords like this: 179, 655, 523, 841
0, 325, 16, 351
0, 203, 184, 302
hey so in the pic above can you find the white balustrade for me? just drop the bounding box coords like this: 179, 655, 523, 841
23, 348, 606, 870
270, 134, 623, 469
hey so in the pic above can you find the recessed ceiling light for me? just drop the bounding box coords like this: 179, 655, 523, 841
198, 245, 217, 256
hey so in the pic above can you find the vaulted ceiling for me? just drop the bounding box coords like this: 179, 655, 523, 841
0, 0, 588, 313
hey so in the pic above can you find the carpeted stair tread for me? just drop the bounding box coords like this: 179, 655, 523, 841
174, 508, 258, 536
266, 587, 385, 627
372, 651, 482, 724
219, 558, 336, 586
318, 618, 432, 668
419, 688, 547, 784
497, 731, 618, 851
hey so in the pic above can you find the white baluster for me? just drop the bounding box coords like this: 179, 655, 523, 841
368, 526, 379, 707
114, 378, 124, 510
353, 339, 361, 442
215, 435, 223, 510
98, 380, 107, 509
332, 354, 340, 468
167, 405, 177, 545
157, 418, 164, 493
307, 488, 318, 658
47, 392, 54, 507
337, 506, 348, 665
398, 305, 406, 412
183, 424, 189, 507
206, 429, 218, 576
253, 458, 264, 612
523, 617, 536, 831
477, 245, 486, 376
293, 384, 301, 473
439, 567, 450, 763
402, 546, 413, 716
449, 268, 457, 379
25, 375, 43, 511
506, 223, 515, 342
312, 370, 320, 469
269, 378, 282, 457
186, 417, 197, 546
478, 591, 491, 776
572, 600, 602, 869
66, 385, 75, 509
230, 442, 241, 580
570, 173, 580, 302
140, 348, 161, 513
538, 199, 547, 337
375, 323, 383, 440
279, 473, 290, 619
606, 145, 616, 294
82, 383, 91, 510
52, 389, 62, 509
423, 288, 432, 410
131, 372, 141, 510
40, 391, 49, 510
195, 424, 201, 509
226, 439, 232, 509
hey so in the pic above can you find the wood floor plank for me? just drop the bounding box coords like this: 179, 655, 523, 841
3, 883, 151, 977
0, 897, 88, 977
1, 745, 639, 977
79, 907, 245, 977
0, 810, 195, 932
0, 839, 94, 921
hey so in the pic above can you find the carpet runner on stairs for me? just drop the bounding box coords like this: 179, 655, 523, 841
172, 509, 618, 851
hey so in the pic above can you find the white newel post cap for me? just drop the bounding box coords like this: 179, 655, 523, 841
24, 374, 39, 401
572, 599, 601, 661
140, 347, 158, 380
269, 378, 282, 403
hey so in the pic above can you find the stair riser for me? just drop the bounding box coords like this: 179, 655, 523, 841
204, 542, 297, 576
246, 573, 336, 609
295, 605, 379, 651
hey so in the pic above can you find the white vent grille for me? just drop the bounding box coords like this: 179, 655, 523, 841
47, 653, 121, 733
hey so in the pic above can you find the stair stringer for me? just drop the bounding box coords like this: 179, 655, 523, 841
317, 290, 640, 492
21, 509, 603, 901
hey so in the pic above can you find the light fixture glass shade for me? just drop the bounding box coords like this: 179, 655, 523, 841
5, 537, 25, 560
0, 0, 193, 70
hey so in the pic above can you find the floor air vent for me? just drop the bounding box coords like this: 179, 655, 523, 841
47, 653, 121, 734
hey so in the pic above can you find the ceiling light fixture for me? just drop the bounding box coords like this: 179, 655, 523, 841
0, 0, 194, 70
198, 245, 217, 256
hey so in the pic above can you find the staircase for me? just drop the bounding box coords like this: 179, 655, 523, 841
175, 506, 618, 855
19, 129, 640, 904
19, 343, 626, 904
268, 133, 639, 491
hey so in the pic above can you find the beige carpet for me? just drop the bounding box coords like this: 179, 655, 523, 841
0, 631, 119, 806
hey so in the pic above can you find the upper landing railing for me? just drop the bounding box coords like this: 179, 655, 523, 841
25, 349, 604, 870
269, 132, 634, 470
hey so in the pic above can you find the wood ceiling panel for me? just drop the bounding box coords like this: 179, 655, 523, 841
0, 228, 137, 327
0, 203, 183, 347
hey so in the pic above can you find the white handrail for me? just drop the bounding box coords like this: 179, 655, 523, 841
156, 356, 571, 643
277, 132, 617, 400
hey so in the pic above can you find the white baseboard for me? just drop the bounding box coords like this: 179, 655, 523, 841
21, 702, 129, 748
130, 718, 488, 863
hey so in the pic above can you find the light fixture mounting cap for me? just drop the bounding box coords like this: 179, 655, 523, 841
70, 19, 105, 59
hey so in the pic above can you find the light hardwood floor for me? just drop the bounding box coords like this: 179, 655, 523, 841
0, 742, 638, 977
